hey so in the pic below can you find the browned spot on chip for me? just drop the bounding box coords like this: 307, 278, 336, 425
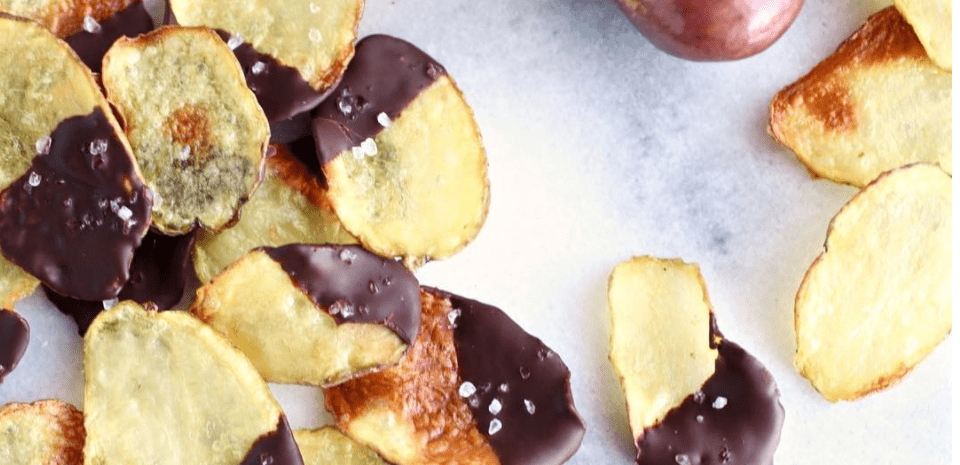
167, 104, 212, 161
853, 7, 928, 66
804, 78, 856, 133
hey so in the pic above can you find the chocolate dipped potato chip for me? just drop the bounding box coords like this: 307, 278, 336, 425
0, 0, 154, 72
769, 6, 951, 187
795, 163, 951, 402
83, 301, 303, 464
192, 244, 420, 387
193, 143, 355, 285
0, 400, 85, 465
167, 0, 363, 127
608, 256, 784, 465
0, 309, 29, 384
313, 35, 490, 269
325, 287, 585, 465
0, 15, 151, 301
102, 26, 269, 235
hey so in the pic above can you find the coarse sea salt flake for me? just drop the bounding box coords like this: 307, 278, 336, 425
36, 136, 52, 155
488, 399, 502, 415
28, 172, 41, 187
488, 419, 502, 435
117, 206, 133, 221
377, 112, 392, 128
713, 396, 728, 409
227, 34, 243, 50
252, 62, 266, 75
360, 138, 377, 156
458, 382, 476, 398
309, 28, 322, 43
83, 15, 102, 33
524, 399, 536, 414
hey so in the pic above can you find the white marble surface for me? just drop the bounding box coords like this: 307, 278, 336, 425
0, 0, 951, 463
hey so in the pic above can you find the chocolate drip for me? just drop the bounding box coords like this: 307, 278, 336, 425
437, 290, 585, 465
42, 229, 196, 336
214, 30, 326, 125
0, 108, 151, 301
312, 34, 446, 165
65, 1, 155, 73
0, 310, 29, 383
263, 244, 420, 344
240, 415, 304, 465
635, 341, 784, 465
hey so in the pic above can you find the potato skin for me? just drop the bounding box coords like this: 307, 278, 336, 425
615, 0, 803, 61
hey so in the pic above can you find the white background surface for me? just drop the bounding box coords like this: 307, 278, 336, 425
0, 0, 952, 463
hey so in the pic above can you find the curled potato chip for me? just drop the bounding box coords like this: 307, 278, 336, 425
294, 427, 388, 465
313, 35, 490, 268
325, 287, 584, 465
0, 400, 85, 465
895, 0, 951, 70
192, 244, 420, 386
83, 301, 303, 464
0, 15, 151, 301
608, 256, 785, 465
168, 0, 362, 123
193, 143, 355, 284
102, 26, 269, 235
769, 6, 951, 187
795, 163, 951, 402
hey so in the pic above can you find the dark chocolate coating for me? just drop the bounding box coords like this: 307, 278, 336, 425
263, 244, 420, 345
635, 341, 784, 465
438, 290, 586, 465
65, 1, 156, 73
240, 415, 304, 465
42, 229, 195, 336
0, 309, 29, 383
311, 34, 446, 165
0, 108, 151, 301
285, 134, 325, 185
214, 30, 326, 124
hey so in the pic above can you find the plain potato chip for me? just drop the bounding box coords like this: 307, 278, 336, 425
769, 6, 951, 187
0, 400, 85, 465
102, 26, 269, 234
83, 301, 302, 464
192, 143, 355, 284
0, 258, 39, 309
294, 427, 388, 465
895, 0, 951, 70
795, 163, 951, 401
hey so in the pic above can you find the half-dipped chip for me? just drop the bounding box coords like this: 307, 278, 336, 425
0, 15, 151, 301
102, 26, 269, 234
0, 400, 84, 465
313, 35, 489, 268
325, 287, 585, 465
83, 301, 303, 464
192, 244, 419, 386
193, 143, 355, 284
0, 309, 29, 383
167, 0, 363, 124
608, 256, 784, 464
295, 427, 388, 465
769, 6, 951, 187
0, 0, 155, 72
795, 163, 951, 401
895, 0, 951, 70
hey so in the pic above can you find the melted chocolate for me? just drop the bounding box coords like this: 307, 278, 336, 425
240, 415, 304, 465
286, 134, 325, 184
311, 34, 446, 165
437, 290, 585, 465
213, 31, 326, 125
635, 341, 784, 465
0, 108, 151, 301
0, 310, 29, 383
263, 244, 420, 344
65, 1, 155, 73
42, 229, 195, 336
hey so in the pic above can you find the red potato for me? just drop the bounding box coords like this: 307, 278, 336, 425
615, 0, 803, 61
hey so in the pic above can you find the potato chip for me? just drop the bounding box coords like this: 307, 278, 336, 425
895, 0, 951, 70
294, 427, 388, 465
192, 143, 355, 284
0, 400, 84, 465
192, 244, 420, 387
102, 26, 269, 234
83, 301, 303, 464
608, 256, 784, 464
795, 163, 951, 401
769, 6, 951, 187
0, 258, 39, 309
313, 35, 489, 269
